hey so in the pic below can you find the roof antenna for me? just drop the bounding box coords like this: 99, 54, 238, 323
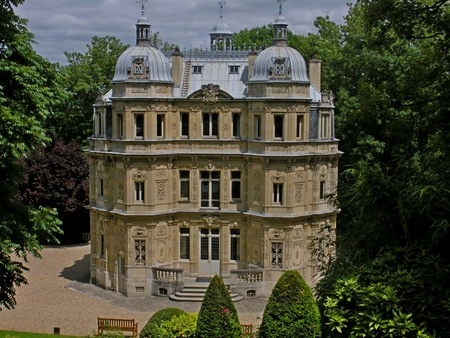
218, 1, 226, 20
136, 0, 148, 16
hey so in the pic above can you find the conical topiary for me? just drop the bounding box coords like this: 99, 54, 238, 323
196, 275, 241, 338
258, 270, 321, 337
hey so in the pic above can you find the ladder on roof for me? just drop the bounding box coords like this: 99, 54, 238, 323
181, 60, 192, 97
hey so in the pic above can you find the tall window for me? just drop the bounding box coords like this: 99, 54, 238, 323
117, 114, 123, 138
100, 234, 105, 257
181, 113, 189, 137
230, 229, 241, 260
203, 113, 219, 137
232, 114, 241, 138
320, 181, 326, 199
320, 114, 330, 139
296, 115, 303, 139
201, 171, 220, 208
179, 228, 190, 260
274, 115, 284, 139
135, 182, 145, 202
255, 115, 261, 139
231, 171, 241, 201
99, 178, 104, 198
179, 171, 190, 199
157, 114, 164, 138
97, 113, 103, 136
135, 115, 144, 139
273, 183, 283, 204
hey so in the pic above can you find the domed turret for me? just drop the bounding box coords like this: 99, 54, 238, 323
210, 1, 233, 51
112, 2, 172, 83
249, 0, 309, 83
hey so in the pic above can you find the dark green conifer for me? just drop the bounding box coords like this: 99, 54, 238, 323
196, 275, 241, 338
258, 270, 321, 338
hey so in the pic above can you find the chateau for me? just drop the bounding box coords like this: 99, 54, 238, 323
88, 1, 341, 299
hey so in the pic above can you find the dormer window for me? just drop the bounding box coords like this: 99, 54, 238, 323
229, 65, 239, 74
193, 66, 203, 74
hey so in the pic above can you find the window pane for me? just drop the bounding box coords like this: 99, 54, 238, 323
181, 113, 189, 136
203, 113, 210, 135
233, 114, 240, 137
211, 171, 220, 179
135, 115, 144, 137
180, 236, 190, 259
180, 181, 189, 198
212, 113, 218, 136
231, 172, 241, 179
275, 116, 283, 138
212, 181, 220, 200
232, 181, 241, 199
211, 237, 220, 260
200, 237, 208, 260
231, 237, 240, 260
201, 181, 209, 201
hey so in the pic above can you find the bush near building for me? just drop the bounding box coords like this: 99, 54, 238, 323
196, 275, 241, 338
258, 270, 321, 338
139, 308, 186, 338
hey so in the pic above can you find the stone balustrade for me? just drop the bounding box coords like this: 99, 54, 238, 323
153, 266, 184, 283
230, 268, 264, 284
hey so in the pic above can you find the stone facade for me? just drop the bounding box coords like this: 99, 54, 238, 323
88, 5, 341, 298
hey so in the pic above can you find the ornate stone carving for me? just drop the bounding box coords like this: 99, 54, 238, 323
128, 57, 149, 79
157, 182, 166, 200
295, 184, 303, 202
271, 172, 286, 182
133, 170, 147, 180
270, 58, 290, 80
269, 229, 285, 240
201, 83, 220, 103
202, 215, 219, 226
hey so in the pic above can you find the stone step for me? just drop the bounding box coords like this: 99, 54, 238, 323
169, 285, 244, 302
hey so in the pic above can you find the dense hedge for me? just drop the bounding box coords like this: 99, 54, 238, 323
196, 275, 241, 338
258, 270, 321, 337
139, 308, 187, 338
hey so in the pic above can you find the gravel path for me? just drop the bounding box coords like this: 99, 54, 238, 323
0, 244, 265, 337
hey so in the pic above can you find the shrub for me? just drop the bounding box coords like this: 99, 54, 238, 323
140, 308, 187, 338
155, 313, 198, 338
258, 270, 321, 338
196, 275, 241, 338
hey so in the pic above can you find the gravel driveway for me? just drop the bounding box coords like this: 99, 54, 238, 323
0, 244, 265, 337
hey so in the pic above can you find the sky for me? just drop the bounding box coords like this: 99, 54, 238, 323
16, 0, 350, 65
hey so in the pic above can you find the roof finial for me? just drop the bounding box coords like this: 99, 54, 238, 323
218, 1, 226, 20
276, 0, 286, 15
137, 0, 148, 16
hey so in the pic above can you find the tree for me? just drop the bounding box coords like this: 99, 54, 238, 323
18, 133, 89, 243
0, 0, 63, 309
312, 1, 450, 336
50, 36, 128, 145
196, 275, 241, 338
258, 270, 321, 338
140, 308, 187, 338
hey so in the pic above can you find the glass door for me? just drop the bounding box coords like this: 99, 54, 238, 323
199, 228, 220, 275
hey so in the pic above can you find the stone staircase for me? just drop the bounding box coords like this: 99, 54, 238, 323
169, 280, 244, 302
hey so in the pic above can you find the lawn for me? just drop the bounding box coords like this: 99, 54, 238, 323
0, 330, 81, 338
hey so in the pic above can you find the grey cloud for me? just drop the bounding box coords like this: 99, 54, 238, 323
16, 0, 349, 65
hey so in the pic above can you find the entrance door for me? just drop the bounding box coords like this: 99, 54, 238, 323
199, 228, 220, 275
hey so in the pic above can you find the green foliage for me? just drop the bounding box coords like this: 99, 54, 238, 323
150, 313, 198, 338
0, 0, 63, 310
258, 270, 321, 338
196, 275, 241, 338
50, 36, 127, 145
323, 246, 447, 337
17, 134, 89, 243
313, 2, 450, 336
140, 308, 186, 338
0, 330, 80, 338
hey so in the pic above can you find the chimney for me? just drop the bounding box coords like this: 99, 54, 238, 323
171, 48, 183, 87
248, 48, 258, 81
309, 59, 321, 91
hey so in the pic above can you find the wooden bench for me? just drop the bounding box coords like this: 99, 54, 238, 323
241, 324, 254, 337
98, 317, 138, 337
